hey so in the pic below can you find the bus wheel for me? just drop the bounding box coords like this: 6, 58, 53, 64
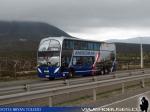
100, 70, 104, 75
107, 68, 110, 74
105, 69, 108, 74
65, 72, 73, 79
68, 72, 73, 78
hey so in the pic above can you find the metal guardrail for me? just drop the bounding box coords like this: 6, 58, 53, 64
0, 69, 146, 96
0, 68, 146, 86
0, 73, 149, 106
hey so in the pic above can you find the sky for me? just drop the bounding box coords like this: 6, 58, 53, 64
0, 0, 150, 41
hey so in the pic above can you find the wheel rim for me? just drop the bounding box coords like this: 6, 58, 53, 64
101, 70, 104, 75
69, 72, 73, 77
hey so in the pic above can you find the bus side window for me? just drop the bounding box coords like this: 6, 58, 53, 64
61, 57, 65, 66
62, 56, 71, 67
73, 57, 83, 66
87, 57, 93, 65
73, 57, 77, 65
65, 57, 70, 67
92, 57, 94, 64
83, 57, 94, 65
76, 57, 83, 65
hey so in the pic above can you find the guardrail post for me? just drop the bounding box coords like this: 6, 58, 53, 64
93, 88, 96, 101
141, 79, 145, 88
113, 73, 116, 78
24, 84, 31, 105
48, 96, 52, 107
25, 84, 30, 91
93, 76, 97, 82
122, 83, 125, 94
14, 63, 17, 79
142, 69, 145, 74
64, 79, 69, 86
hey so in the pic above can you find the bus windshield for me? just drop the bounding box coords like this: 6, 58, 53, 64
37, 39, 61, 66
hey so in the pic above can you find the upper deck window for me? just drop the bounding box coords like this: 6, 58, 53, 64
94, 43, 100, 50
88, 42, 94, 50
63, 39, 100, 51
38, 39, 61, 66
63, 39, 74, 49
81, 41, 88, 50
39, 39, 60, 51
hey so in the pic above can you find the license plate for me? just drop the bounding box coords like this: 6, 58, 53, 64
44, 70, 49, 73
45, 75, 49, 78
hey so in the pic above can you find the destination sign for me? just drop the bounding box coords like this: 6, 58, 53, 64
73, 50, 98, 56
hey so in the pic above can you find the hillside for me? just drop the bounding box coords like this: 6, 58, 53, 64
115, 42, 150, 54
0, 21, 71, 58
0, 21, 71, 40
1, 22, 150, 60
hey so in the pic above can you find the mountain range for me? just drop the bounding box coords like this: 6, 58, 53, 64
0, 21, 71, 40
108, 37, 150, 56
107, 37, 150, 44
0, 21, 150, 59
0, 21, 71, 50
0, 21, 71, 58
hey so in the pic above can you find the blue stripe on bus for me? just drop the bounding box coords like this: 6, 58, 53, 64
62, 69, 100, 74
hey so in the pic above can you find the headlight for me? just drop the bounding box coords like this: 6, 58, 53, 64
54, 67, 60, 74
37, 68, 42, 73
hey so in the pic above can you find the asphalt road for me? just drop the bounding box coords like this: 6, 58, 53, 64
0, 68, 147, 88
99, 90, 150, 112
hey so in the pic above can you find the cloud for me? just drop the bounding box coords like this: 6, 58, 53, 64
0, 0, 150, 39
69, 27, 150, 41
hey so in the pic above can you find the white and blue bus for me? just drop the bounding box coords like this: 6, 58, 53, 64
37, 36, 116, 79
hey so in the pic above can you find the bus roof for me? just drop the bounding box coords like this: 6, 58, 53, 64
40, 36, 114, 44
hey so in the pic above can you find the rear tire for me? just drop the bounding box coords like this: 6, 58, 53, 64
69, 71, 74, 78
65, 72, 73, 79
106, 68, 110, 74
69, 72, 73, 77
67, 68, 75, 78
100, 70, 104, 75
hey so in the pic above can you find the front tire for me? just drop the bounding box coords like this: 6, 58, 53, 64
67, 71, 74, 78
69, 72, 73, 77
67, 68, 75, 78
65, 70, 75, 79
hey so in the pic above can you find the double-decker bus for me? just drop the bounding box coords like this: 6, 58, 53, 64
37, 36, 116, 80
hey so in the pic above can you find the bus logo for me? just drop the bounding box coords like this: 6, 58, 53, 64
74, 50, 98, 56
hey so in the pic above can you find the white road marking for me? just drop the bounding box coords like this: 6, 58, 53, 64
100, 90, 150, 108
